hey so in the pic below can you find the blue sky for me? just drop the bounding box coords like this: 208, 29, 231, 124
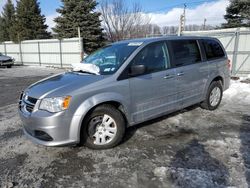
1, 0, 220, 15
38, 0, 219, 15
0, 0, 229, 29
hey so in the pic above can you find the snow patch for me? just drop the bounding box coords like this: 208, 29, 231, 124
153, 167, 167, 178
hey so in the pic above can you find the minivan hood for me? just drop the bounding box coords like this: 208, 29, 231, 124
26, 71, 107, 99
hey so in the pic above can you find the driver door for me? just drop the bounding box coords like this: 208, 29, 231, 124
128, 42, 178, 123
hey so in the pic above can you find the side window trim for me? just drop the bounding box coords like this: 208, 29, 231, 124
163, 42, 171, 69
196, 40, 205, 62
197, 39, 207, 62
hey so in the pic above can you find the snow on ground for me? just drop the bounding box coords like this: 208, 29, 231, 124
0, 66, 64, 79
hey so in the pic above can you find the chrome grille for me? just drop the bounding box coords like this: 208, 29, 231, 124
25, 102, 35, 113
19, 92, 37, 113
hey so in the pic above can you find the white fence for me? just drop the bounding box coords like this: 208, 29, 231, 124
0, 38, 82, 67
183, 27, 250, 76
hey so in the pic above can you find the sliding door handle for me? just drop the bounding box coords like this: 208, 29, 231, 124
164, 75, 175, 79
177, 72, 184, 76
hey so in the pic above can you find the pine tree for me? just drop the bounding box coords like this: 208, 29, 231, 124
0, 16, 8, 42
0, 0, 15, 42
53, 0, 105, 53
222, 0, 250, 28
13, 0, 51, 42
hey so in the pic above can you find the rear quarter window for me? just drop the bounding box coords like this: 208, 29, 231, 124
169, 40, 201, 67
202, 39, 225, 60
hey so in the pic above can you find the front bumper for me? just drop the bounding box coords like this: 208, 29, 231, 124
19, 107, 81, 146
0, 60, 14, 66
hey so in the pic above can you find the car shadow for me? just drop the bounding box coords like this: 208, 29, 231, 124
240, 115, 250, 187
122, 104, 200, 144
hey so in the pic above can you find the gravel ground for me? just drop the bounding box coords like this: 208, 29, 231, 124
0, 66, 250, 188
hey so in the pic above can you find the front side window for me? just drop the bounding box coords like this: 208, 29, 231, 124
131, 42, 169, 74
203, 39, 225, 60
170, 40, 201, 67
82, 43, 140, 75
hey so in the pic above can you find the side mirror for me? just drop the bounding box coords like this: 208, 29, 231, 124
129, 65, 146, 76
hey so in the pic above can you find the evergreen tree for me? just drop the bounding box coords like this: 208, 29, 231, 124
0, 16, 8, 42
53, 0, 105, 53
0, 0, 15, 42
13, 0, 51, 42
222, 0, 250, 28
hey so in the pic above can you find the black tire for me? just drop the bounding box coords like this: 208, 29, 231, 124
81, 104, 126, 149
201, 81, 223, 111
7, 65, 12, 68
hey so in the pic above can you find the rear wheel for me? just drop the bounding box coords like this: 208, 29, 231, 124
82, 104, 125, 149
201, 81, 223, 110
7, 65, 12, 68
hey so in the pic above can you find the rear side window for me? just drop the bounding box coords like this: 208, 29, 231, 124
203, 39, 225, 60
169, 40, 201, 67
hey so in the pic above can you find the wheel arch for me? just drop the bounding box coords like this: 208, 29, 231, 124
202, 75, 224, 101
211, 76, 224, 86
70, 93, 130, 143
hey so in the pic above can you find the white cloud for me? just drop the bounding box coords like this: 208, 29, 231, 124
144, 0, 230, 27
44, 0, 229, 32
45, 13, 59, 32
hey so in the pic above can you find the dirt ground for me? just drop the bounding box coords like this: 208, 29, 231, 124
0, 66, 250, 188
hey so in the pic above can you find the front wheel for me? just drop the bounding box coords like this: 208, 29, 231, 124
82, 104, 125, 149
201, 81, 223, 111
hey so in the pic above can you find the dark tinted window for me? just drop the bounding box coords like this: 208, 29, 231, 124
203, 39, 225, 60
170, 40, 201, 67
131, 42, 169, 74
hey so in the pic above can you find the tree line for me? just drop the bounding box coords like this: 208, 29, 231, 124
0, 0, 249, 53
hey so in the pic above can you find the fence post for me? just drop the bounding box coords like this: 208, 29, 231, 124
3, 42, 7, 55
78, 27, 83, 62
19, 41, 23, 65
59, 39, 63, 68
38, 42, 41, 66
232, 29, 240, 75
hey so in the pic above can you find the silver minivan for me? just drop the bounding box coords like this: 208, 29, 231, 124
19, 36, 231, 149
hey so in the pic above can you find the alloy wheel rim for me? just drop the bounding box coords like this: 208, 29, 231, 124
88, 114, 117, 145
209, 87, 221, 107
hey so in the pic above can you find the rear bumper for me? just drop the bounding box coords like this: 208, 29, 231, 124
19, 108, 81, 146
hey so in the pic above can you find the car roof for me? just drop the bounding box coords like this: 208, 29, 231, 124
113, 36, 216, 45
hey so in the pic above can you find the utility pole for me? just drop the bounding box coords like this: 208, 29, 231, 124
178, 15, 185, 36
183, 4, 187, 31
178, 4, 186, 36
203, 18, 207, 30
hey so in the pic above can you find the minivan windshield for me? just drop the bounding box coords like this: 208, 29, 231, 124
81, 43, 142, 75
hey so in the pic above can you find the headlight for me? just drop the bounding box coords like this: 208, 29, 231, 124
39, 96, 71, 113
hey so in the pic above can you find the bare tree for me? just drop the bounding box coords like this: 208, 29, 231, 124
100, 0, 151, 41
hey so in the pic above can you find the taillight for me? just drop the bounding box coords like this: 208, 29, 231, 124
227, 59, 232, 71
